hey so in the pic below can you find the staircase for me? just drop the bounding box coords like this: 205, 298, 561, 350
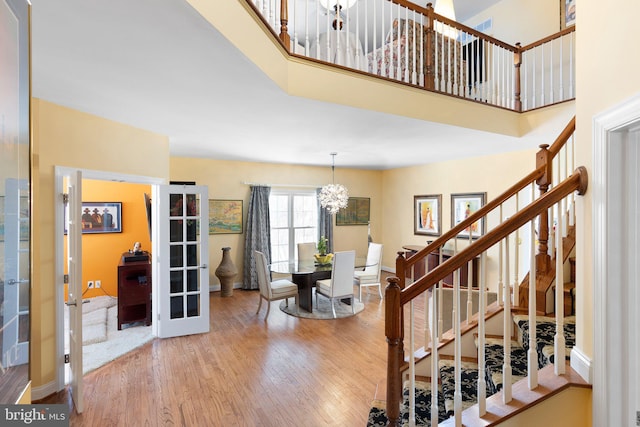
379, 117, 590, 426
367, 314, 576, 426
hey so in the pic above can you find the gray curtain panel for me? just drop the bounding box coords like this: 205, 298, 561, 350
243, 185, 271, 290
317, 188, 334, 254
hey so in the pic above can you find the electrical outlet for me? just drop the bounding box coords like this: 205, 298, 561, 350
95, 280, 101, 288
87, 280, 94, 289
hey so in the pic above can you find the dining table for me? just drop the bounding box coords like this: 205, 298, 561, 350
270, 257, 367, 312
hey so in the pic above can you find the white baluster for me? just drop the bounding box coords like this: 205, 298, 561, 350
528, 216, 539, 389
498, 204, 504, 305
513, 192, 520, 306
424, 288, 430, 347
502, 234, 512, 403
549, 40, 554, 103
454, 269, 462, 426
467, 232, 473, 323
431, 273, 440, 426
559, 35, 564, 100
438, 246, 444, 340
540, 44, 545, 105
532, 49, 537, 108
569, 33, 574, 98
409, 299, 416, 425
554, 201, 566, 375
477, 251, 487, 416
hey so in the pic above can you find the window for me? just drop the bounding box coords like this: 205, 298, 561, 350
269, 190, 318, 263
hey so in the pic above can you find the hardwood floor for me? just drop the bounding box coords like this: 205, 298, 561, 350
41, 279, 395, 426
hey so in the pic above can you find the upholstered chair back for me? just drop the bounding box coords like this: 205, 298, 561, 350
327, 250, 356, 298
254, 250, 272, 299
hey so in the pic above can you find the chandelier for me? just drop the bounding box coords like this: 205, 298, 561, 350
319, 153, 349, 214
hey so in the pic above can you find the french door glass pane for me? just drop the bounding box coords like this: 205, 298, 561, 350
170, 296, 184, 319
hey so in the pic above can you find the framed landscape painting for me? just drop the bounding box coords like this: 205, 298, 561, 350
414, 194, 441, 236
336, 197, 370, 226
209, 199, 243, 234
451, 192, 486, 239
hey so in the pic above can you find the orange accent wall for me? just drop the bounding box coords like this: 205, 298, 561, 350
64, 180, 151, 299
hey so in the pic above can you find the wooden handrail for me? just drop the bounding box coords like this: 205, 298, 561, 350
399, 166, 587, 303
398, 168, 543, 272
385, 167, 587, 426
519, 26, 576, 52
397, 117, 576, 281
548, 116, 577, 157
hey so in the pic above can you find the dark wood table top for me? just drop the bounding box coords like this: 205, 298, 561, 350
270, 257, 367, 275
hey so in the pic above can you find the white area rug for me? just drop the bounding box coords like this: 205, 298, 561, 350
65, 296, 154, 375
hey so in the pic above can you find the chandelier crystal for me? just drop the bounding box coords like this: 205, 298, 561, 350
319, 153, 349, 214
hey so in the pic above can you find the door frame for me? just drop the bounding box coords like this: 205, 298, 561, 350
54, 166, 165, 391
592, 93, 640, 427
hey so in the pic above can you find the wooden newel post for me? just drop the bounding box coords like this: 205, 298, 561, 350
425, 3, 435, 90
514, 42, 522, 112
395, 251, 407, 289
385, 277, 403, 427
279, 0, 291, 48
535, 144, 552, 273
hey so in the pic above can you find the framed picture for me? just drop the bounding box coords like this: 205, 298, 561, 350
65, 202, 122, 234
0, 196, 30, 242
561, 0, 575, 29
414, 194, 441, 236
209, 199, 243, 234
336, 197, 370, 226
451, 192, 486, 239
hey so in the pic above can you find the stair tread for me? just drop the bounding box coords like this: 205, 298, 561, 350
438, 359, 480, 417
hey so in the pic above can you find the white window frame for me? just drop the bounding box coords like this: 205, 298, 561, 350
269, 189, 318, 263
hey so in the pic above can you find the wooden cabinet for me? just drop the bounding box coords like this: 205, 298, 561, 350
403, 245, 480, 288
117, 253, 152, 330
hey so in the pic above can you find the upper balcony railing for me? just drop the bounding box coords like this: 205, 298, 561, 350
246, 0, 575, 112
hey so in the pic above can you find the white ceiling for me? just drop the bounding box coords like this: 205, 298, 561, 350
30, 0, 562, 170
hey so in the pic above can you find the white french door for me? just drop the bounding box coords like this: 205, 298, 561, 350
66, 171, 84, 413
2, 178, 29, 368
153, 185, 210, 338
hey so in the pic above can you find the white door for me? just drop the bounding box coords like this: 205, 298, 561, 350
153, 185, 209, 338
66, 171, 84, 413
2, 178, 29, 367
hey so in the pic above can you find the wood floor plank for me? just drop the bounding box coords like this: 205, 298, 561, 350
39, 281, 393, 426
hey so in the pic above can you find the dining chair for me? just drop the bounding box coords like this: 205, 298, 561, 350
297, 242, 316, 262
354, 242, 383, 301
254, 250, 299, 318
315, 250, 356, 318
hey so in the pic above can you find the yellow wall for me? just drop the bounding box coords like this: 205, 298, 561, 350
501, 386, 592, 426
62, 180, 152, 299
463, 0, 559, 45
574, 0, 640, 363
187, 0, 536, 138
170, 157, 383, 285
381, 148, 536, 291
31, 99, 169, 392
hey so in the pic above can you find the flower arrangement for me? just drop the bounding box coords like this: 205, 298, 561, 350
317, 236, 329, 255
314, 236, 333, 265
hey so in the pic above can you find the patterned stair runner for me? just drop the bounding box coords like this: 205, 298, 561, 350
482, 337, 528, 394
367, 380, 448, 427
367, 316, 576, 426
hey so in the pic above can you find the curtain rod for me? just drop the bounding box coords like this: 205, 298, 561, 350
242, 182, 321, 189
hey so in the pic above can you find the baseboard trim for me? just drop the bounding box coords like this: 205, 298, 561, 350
209, 282, 242, 293
570, 346, 592, 384
31, 380, 58, 402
